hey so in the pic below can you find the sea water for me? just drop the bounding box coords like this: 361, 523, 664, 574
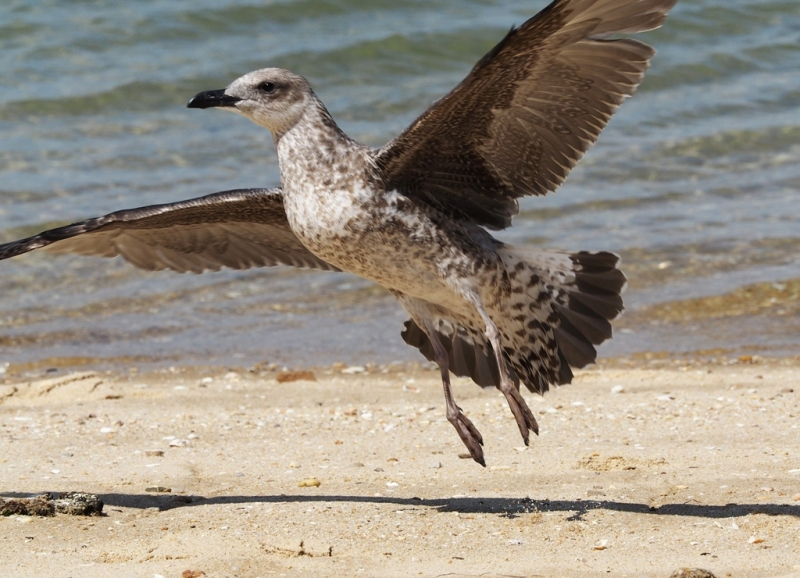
1, 0, 798, 369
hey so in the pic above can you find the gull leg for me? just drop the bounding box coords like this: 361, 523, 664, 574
474, 305, 539, 445
424, 323, 485, 466
393, 292, 485, 466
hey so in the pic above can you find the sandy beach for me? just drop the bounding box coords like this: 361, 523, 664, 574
1, 357, 798, 577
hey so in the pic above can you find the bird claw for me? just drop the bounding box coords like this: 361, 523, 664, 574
448, 410, 485, 467
501, 385, 539, 445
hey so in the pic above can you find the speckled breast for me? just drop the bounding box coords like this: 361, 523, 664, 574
284, 185, 496, 303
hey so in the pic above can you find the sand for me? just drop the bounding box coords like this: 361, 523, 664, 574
1, 358, 799, 578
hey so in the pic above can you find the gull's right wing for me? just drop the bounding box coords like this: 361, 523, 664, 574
0, 188, 338, 273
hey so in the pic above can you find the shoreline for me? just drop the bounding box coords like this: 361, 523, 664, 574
2, 269, 799, 373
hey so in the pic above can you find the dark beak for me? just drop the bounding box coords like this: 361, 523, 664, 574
187, 89, 241, 109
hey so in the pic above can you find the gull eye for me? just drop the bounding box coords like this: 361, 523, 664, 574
258, 82, 276, 93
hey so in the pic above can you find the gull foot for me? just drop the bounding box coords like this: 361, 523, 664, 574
501, 385, 539, 445
447, 409, 485, 467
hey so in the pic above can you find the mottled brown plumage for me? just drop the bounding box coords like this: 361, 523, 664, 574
377, 0, 676, 229
0, 188, 335, 273
0, 0, 675, 465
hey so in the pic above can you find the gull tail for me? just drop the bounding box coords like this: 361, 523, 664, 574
402, 248, 626, 393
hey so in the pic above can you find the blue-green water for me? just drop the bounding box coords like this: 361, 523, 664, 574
1, 0, 799, 370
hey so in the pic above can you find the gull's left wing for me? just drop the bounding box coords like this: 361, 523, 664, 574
0, 188, 338, 273
374, 0, 677, 230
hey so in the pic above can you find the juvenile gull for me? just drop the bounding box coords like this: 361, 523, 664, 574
0, 0, 675, 465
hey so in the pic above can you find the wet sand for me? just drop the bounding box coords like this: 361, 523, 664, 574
1, 358, 799, 577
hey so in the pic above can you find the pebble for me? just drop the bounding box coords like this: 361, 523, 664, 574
428, 461, 442, 469
341, 366, 366, 374
507, 539, 523, 545
298, 477, 321, 488
169, 439, 190, 447
747, 536, 765, 544
145, 486, 172, 493
592, 539, 608, 551
182, 571, 206, 578
668, 570, 717, 578
276, 370, 316, 383
51, 493, 103, 516
1, 496, 53, 517
145, 450, 164, 457
611, 385, 625, 394
793, 493, 800, 501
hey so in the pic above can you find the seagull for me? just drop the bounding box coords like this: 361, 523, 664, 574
0, 0, 675, 465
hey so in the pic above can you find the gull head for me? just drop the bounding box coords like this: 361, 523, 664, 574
187, 68, 313, 136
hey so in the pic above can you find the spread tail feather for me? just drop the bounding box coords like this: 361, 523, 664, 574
401, 248, 625, 393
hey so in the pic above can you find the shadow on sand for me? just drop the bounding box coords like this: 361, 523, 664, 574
89, 493, 800, 520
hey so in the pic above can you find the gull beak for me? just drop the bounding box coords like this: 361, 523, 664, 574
187, 89, 241, 109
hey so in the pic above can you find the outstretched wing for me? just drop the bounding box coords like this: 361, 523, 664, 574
375, 0, 676, 229
0, 188, 338, 273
